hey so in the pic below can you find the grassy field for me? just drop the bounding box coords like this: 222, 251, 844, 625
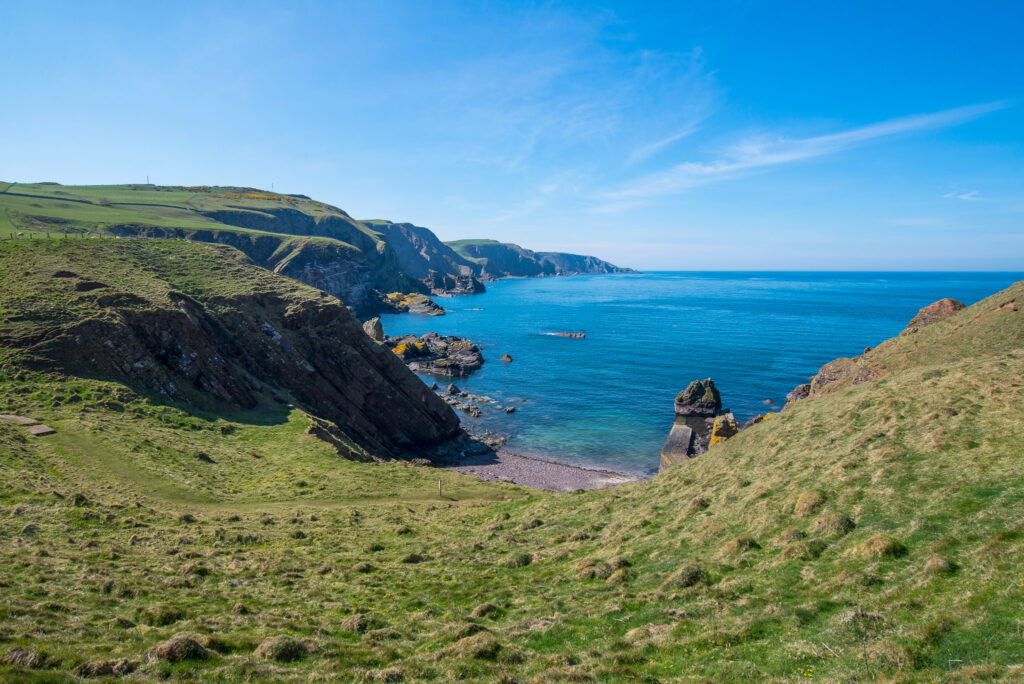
0, 182, 384, 245
1, 239, 1023, 681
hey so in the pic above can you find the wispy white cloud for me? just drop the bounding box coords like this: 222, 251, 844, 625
943, 190, 981, 200
626, 119, 703, 165
595, 102, 1008, 208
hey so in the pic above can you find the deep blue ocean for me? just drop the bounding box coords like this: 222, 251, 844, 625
380, 272, 1022, 477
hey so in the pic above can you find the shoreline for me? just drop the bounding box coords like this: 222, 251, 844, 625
445, 449, 644, 492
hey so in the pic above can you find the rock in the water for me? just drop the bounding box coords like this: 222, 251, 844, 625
504, 406, 515, 414
500, 353, 513, 362
362, 316, 384, 342
446, 383, 461, 395
901, 298, 966, 335
387, 333, 484, 377
674, 378, 721, 417
786, 383, 811, 404
382, 292, 445, 316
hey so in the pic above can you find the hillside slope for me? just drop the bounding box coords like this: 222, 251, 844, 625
0, 183, 631, 314
0, 239, 460, 458
0, 242, 1021, 681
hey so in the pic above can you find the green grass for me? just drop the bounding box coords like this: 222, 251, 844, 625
1, 239, 1023, 681
0, 182, 384, 246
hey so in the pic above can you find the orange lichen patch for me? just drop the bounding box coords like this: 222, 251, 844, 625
709, 413, 739, 448
391, 341, 427, 358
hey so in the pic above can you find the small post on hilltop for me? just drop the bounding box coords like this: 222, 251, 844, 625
438, 480, 442, 498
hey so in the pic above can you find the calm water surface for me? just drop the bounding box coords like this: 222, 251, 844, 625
380, 272, 1022, 477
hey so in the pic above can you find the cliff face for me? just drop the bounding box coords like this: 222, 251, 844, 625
0, 240, 461, 458
445, 239, 633, 279
366, 221, 477, 279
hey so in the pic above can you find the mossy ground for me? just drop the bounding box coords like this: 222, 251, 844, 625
1, 239, 1023, 681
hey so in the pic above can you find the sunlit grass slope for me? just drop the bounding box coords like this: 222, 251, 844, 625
0, 237, 1021, 681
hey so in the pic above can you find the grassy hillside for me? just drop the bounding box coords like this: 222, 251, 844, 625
0, 182, 375, 240
1, 238, 1022, 681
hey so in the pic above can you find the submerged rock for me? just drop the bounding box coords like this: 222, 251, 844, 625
500, 353, 513, 362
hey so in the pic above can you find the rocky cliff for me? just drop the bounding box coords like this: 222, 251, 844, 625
1, 184, 634, 314
0, 239, 461, 459
445, 239, 633, 279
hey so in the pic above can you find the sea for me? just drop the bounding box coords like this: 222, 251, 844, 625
380, 272, 1023, 478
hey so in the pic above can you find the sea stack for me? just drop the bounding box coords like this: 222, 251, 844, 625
660, 378, 737, 471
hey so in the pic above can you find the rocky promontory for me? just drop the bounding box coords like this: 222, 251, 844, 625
381, 292, 446, 316
385, 333, 484, 377
0, 240, 462, 460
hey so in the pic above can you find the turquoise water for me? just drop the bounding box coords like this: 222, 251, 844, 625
380, 272, 1022, 477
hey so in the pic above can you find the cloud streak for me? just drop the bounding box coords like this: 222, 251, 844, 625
943, 190, 981, 200
596, 101, 1008, 206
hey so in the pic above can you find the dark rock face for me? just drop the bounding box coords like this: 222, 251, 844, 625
445, 240, 634, 279
786, 383, 811, 404
425, 270, 486, 295
5, 245, 461, 459
386, 333, 484, 377
674, 378, 722, 417
902, 298, 966, 335
369, 221, 479, 280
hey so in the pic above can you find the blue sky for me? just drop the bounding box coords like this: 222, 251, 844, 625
2, 1, 1022, 269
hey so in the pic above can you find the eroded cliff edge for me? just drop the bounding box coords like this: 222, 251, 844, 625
0, 239, 461, 459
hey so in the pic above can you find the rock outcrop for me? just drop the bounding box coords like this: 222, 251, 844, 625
0, 240, 461, 460
386, 333, 484, 377
674, 378, 721, 417
661, 378, 729, 470
362, 317, 384, 342
424, 270, 486, 295
786, 383, 811, 404
901, 298, 966, 335
381, 292, 445, 316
